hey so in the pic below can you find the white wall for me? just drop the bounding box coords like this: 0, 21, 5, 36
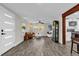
59, 18, 62, 44
14, 17, 24, 46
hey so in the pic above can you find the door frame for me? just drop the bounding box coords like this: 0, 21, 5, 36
62, 4, 79, 45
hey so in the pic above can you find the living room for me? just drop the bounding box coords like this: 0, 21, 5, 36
0, 3, 79, 56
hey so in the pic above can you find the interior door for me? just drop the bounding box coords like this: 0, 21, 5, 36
0, 9, 15, 55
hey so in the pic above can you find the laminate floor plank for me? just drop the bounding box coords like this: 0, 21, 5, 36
2, 37, 79, 56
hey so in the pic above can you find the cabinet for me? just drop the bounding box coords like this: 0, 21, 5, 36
52, 21, 59, 43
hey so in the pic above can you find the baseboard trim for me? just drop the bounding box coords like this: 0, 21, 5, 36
14, 40, 24, 47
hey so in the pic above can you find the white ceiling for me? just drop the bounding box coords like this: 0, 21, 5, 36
2, 3, 77, 20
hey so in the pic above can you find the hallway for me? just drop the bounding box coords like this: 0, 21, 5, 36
2, 37, 79, 56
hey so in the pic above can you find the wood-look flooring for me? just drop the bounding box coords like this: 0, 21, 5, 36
2, 37, 79, 56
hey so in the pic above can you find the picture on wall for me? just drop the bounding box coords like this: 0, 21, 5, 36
69, 21, 77, 26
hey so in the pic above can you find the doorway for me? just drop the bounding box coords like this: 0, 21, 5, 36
62, 4, 79, 45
